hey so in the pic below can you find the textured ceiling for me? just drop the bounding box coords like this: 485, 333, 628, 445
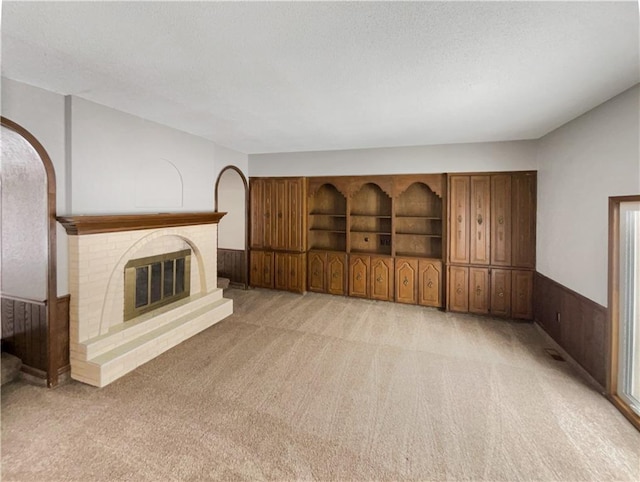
2, 1, 639, 154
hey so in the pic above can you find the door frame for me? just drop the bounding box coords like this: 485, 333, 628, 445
1, 116, 60, 387
214, 165, 250, 289
608, 194, 640, 430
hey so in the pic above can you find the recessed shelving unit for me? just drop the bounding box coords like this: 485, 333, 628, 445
308, 184, 347, 252
349, 183, 392, 255
395, 182, 442, 259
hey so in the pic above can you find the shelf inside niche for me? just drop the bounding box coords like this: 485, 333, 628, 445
351, 230, 392, 235
396, 232, 442, 237
309, 213, 346, 217
396, 182, 442, 218
310, 228, 346, 234
350, 214, 392, 218
351, 248, 392, 255
396, 215, 442, 220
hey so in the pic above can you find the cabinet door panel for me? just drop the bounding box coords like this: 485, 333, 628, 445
490, 269, 511, 317
418, 259, 442, 307
274, 252, 288, 291
491, 175, 512, 266
288, 254, 305, 293
272, 179, 288, 250
512, 270, 533, 320
371, 257, 393, 301
449, 176, 470, 264
512, 173, 536, 268
327, 252, 347, 296
395, 258, 418, 304
263, 180, 274, 249
308, 251, 326, 293
470, 176, 491, 265
249, 250, 263, 287
448, 266, 469, 313
250, 179, 264, 249
262, 251, 274, 289
349, 255, 370, 298
469, 268, 490, 314
288, 179, 305, 252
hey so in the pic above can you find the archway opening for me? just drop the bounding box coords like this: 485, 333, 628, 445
1, 117, 60, 387
214, 165, 249, 289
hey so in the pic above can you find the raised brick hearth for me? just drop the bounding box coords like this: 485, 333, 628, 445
58, 213, 232, 387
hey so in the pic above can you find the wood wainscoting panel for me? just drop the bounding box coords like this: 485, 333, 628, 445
217, 248, 247, 285
1, 296, 48, 374
533, 272, 607, 388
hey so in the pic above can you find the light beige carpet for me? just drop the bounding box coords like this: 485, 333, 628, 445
2, 288, 639, 481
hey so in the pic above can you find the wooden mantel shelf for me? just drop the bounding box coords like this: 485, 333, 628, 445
57, 212, 227, 235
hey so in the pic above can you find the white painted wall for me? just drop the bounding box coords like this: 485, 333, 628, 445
248, 140, 538, 177
213, 144, 249, 251
70, 96, 220, 214
537, 84, 640, 306
1, 77, 69, 296
217, 169, 246, 250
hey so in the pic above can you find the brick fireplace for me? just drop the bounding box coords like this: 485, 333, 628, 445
58, 212, 233, 387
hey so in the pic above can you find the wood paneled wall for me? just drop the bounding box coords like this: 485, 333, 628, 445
1, 295, 71, 379
217, 248, 247, 285
1, 297, 48, 373
534, 272, 607, 388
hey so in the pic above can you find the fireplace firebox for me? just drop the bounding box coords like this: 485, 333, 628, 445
124, 249, 191, 321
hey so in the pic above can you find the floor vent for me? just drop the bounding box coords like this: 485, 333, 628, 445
545, 348, 566, 362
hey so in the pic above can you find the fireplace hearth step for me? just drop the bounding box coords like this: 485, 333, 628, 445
71, 293, 233, 387
79, 289, 226, 361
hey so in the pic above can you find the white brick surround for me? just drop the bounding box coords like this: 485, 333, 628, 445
65, 221, 233, 387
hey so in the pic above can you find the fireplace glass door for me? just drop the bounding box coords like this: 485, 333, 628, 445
125, 249, 191, 320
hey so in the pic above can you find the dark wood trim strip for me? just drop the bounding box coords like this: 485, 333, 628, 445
214, 165, 250, 289
57, 212, 227, 235
1, 116, 59, 388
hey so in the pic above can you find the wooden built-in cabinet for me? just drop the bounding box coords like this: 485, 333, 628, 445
250, 172, 535, 321
348, 255, 371, 298
249, 177, 307, 292
447, 266, 533, 320
305, 174, 445, 305
446, 171, 536, 319
395, 257, 442, 307
448, 265, 469, 313
274, 252, 306, 293
249, 250, 274, 289
307, 250, 347, 296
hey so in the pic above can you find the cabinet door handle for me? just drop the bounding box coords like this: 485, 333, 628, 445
477, 214, 483, 225
456, 286, 463, 294
498, 289, 504, 297
313, 270, 319, 277
427, 281, 433, 288
376, 276, 383, 283
476, 286, 482, 295
498, 215, 504, 225
403, 277, 409, 286
356, 273, 362, 281
457, 215, 463, 223
332, 272, 339, 278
